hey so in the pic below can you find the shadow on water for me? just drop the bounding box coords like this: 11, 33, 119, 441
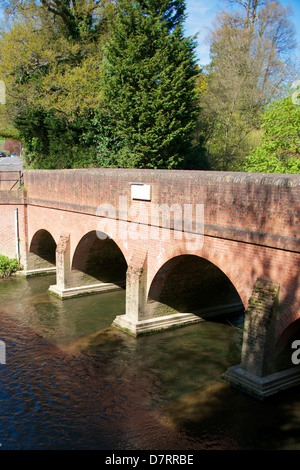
70, 320, 300, 450
1, 274, 300, 450
160, 380, 300, 450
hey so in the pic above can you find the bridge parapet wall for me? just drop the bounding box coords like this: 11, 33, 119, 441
23, 169, 300, 252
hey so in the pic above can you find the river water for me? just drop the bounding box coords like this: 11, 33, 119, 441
0, 274, 300, 451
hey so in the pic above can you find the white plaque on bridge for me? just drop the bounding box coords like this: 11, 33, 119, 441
131, 183, 151, 201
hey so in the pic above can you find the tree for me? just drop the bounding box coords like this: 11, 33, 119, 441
0, 0, 114, 42
0, 0, 115, 114
0, 0, 115, 167
244, 91, 300, 173
100, 0, 208, 169
198, 0, 296, 171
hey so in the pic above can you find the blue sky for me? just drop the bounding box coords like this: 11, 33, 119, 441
184, 0, 300, 66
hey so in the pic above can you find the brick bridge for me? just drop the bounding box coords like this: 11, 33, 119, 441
0, 168, 299, 399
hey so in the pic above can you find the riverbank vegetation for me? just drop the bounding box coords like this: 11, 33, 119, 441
0, 0, 298, 173
0, 254, 22, 278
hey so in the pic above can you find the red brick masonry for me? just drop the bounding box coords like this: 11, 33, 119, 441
0, 169, 299, 341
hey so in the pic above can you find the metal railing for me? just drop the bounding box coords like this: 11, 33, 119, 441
0, 170, 23, 190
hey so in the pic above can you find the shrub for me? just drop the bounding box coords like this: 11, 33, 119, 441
0, 255, 23, 278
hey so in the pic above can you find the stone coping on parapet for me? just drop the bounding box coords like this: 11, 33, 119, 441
22, 168, 300, 186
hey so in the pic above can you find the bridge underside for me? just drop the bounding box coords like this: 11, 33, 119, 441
48, 231, 127, 299
113, 254, 244, 336
19, 229, 57, 276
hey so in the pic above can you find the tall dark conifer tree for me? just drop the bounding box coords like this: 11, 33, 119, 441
101, 0, 208, 169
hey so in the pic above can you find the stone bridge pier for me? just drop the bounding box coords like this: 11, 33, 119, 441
0, 168, 299, 400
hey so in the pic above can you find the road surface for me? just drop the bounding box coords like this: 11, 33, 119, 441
0, 156, 23, 172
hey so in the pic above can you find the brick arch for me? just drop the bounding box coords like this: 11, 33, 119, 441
29, 229, 57, 266
277, 298, 300, 339
70, 218, 133, 267
71, 229, 128, 285
147, 240, 248, 308
146, 251, 244, 318
30, 228, 57, 246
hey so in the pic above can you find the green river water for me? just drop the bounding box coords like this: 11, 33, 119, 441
0, 274, 300, 450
